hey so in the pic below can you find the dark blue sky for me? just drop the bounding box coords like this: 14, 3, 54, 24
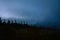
0, 0, 60, 26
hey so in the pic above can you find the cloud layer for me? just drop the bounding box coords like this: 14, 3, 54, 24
0, 0, 60, 26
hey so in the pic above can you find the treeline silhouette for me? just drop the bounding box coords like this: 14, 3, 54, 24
0, 17, 33, 30
0, 17, 59, 30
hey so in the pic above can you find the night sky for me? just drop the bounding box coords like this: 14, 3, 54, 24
0, 0, 60, 27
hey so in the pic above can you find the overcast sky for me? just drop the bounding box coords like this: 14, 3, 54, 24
0, 0, 60, 26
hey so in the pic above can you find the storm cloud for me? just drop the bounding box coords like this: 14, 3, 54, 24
0, 0, 60, 26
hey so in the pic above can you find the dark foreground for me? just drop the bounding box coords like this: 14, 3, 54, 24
0, 24, 60, 40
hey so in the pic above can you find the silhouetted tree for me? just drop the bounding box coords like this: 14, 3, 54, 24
7, 20, 10, 24
24, 21, 26, 24
11, 20, 13, 24
20, 21, 22, 24
14, 20, 17, 25
3, 19, 6, 24
0, 17, 2, 24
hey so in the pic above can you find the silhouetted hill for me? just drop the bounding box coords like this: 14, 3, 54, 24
0, 17, 60, 40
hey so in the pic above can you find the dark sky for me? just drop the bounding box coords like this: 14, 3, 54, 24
0, 0, 60, 26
